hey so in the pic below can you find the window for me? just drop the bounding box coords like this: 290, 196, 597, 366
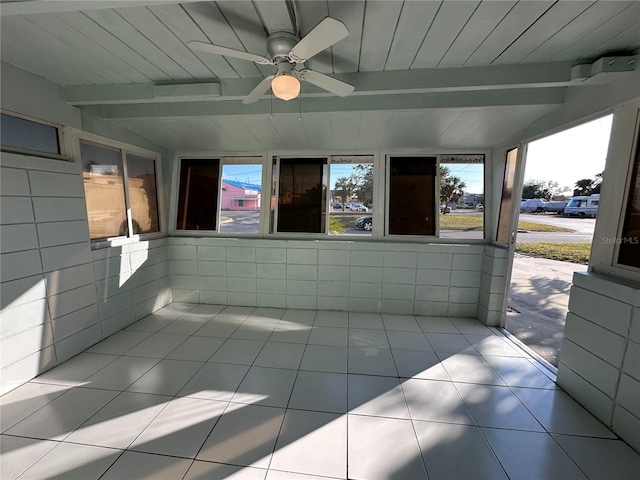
387, 156, 437, 236
1, 110, 62, 158
330, 155, 374, 235
276, 158, 327, 233
80, 140, 161, 242
220, 157, 263, 234
126, 153, 160, 235
618, 129, 640, 268
177, 159, 220, 231
439, 154, 485, 239
176, 156, 263, 234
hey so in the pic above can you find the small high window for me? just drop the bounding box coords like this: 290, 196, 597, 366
1, 110, 62, 158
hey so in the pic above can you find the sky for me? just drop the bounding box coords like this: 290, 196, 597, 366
524, 114, 613, 193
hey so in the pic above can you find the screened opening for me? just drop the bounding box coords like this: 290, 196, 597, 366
329, 155, 374, 236
439, 154, 485, 239
219, 157, 263, 234
177, 159, 220, 231
388, 156, 436, 236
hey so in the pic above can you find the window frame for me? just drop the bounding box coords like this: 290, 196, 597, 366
170, 149, 489, 244
1, 109, 67, 161
170, 153, 267, 237
439, 153, 486, 241
69, 128, 164, 248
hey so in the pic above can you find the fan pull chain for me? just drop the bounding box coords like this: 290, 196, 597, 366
299, 93, 302, 120
270, 93, 273, 118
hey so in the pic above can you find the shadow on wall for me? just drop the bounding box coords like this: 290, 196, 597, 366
1, 240, 171, 395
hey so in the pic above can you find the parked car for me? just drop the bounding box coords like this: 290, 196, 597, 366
475, 203, 484, 211
349, 203, 367, 212
355, 216, 373, 231
331, 202, 343, 210
440, 204, 450, 214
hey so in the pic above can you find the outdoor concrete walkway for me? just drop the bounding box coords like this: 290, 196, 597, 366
505, 255, 587, 367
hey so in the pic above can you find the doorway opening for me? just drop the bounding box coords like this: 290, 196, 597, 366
504, 115, 613, 367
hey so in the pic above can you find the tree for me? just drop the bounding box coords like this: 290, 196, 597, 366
573, 171, 603, 196
439, 166, 466, 205
574, 178, 595, 196
522, 180, 567, 201
349, 164, 374, 207
334, 176, 355, 206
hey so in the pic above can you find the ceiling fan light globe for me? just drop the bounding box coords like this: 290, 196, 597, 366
271, 73, 300, 101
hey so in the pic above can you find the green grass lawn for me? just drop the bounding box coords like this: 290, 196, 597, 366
331, 212, 576, 233
440, 213, 574, 232
516, 242, 591, 264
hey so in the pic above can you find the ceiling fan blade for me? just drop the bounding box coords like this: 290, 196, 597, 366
243, 75, 275, 104
187, 41, 272, 65
297, 69, 354, 97
288, 17, 349, 63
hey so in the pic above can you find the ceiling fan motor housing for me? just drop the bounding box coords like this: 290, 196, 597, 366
266, 32, 300, 62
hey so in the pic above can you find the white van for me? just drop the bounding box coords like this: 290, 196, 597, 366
563, 194, 599, 217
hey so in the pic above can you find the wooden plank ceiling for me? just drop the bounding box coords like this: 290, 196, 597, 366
1, 0, 639, 151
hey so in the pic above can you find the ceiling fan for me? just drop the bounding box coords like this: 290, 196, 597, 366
188, 17, 354, 104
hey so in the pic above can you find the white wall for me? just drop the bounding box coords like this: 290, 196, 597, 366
167, 237, 507, 318
558, 272, 640, 452
0, 63, 172, 394
0, 153, 172, 394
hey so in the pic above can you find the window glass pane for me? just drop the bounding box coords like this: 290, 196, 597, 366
1, 113, 60, 155
220, 159, 262, 234
618, 132, 640, 268
177, 159, 220, 230
388, 157, 436, 235
496, 148, 519, 244
330, 155, 374, 236
126, 153, 160, 235
80, 141, 127, 241
439, 154, 485, 239
277, 158, 326, 233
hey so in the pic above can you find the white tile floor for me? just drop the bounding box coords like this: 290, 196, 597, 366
2, 303, 639, 480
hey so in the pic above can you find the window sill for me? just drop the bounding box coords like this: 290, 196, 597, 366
90, 232, 165, 250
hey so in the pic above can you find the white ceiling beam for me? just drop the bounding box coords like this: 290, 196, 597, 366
97, 87, 566, 119
0, 0, 205, 16
252, 0, 296, 35
62, 82, 222, 105
63, 62, 579, 106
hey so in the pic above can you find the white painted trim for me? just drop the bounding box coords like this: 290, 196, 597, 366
590, 100, 640, 281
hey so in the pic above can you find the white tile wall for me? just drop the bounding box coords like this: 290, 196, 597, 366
0, 157, 171, 394
558, 272, 640, 452
167, 238, 489, 320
